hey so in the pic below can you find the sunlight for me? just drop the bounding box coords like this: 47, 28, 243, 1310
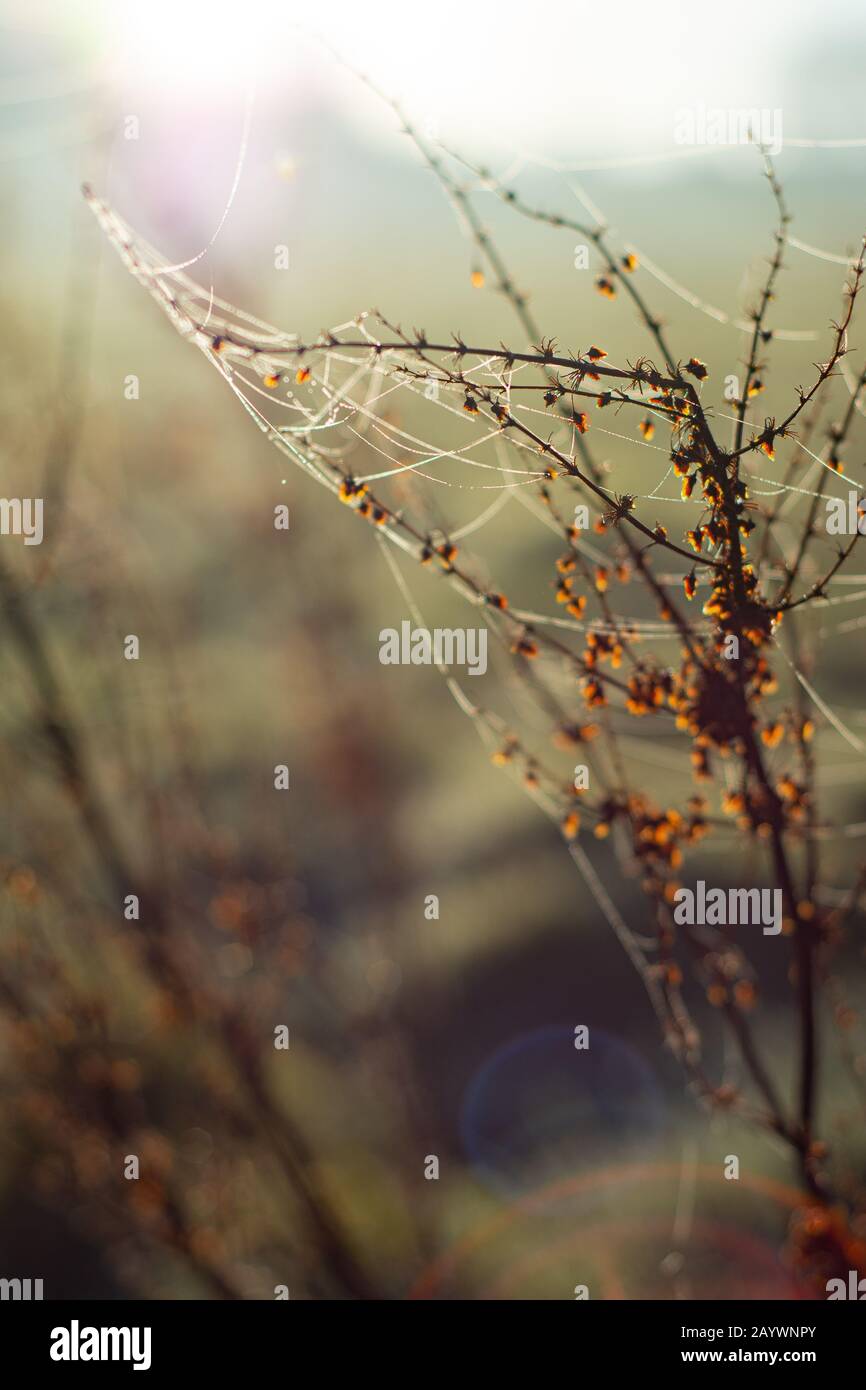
101, 0, 829, 157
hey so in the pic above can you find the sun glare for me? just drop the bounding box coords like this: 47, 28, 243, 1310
100, 0, 829, 158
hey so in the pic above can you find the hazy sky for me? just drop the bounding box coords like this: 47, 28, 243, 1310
4, 0, 866, 165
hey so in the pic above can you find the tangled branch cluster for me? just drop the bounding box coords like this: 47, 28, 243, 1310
83, 99, 866, 1287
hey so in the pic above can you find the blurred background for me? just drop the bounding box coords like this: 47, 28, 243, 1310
2, 0, 866, 1299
